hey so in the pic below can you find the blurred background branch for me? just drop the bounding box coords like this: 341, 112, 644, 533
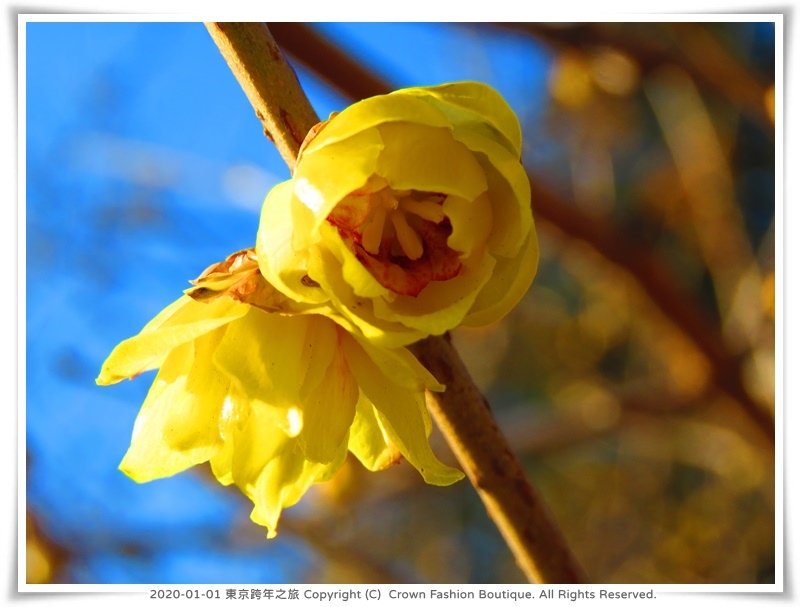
496, 23, 773, 128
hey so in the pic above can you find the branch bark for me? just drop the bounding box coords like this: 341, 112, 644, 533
206, 22, 318, 171
206, 21, 586, 584
411, 336, 586, 583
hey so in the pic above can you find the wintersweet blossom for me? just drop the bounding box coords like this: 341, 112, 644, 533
257, 81, 539, 347
96, 250, 462, 537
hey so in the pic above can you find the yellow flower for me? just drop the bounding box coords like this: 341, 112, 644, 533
96, 250, 462, 537
257, 81, 539, 347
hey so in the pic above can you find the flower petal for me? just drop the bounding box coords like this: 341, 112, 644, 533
293, 127, 383, 232
299, 345, 359, 464
248, 438, 347, 538
302, 94, 451, 155
307, 243, 427, 348
319, 221, 392, 299
228, 401, 289, 490
297, 316, 339, 399
119, 337, 223, 482
208, 390, 249, 487
96, 296, 249, 385
342, 338, 463, 486
375, 123, 487, 200
348, 393, 400, 471
138, 295, 197, 333
401, 81, 523, 156
256, 180, 330, 305
452, 128, 532, 258
353, 334, 444, 393
444, 192, 493, 256
160, 330, 230, 451
212, 309, 312, 409
371, 253, 496, 335
463, 229, 539, 327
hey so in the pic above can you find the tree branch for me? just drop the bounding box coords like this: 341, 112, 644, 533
205, 22, 318, 171
206, 21, 586, 584
411, 336, 586, 583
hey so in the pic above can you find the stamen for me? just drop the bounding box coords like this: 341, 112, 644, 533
390, 211, 424, 260
400, 198, 445, 223
361, 206, 387, 254
379, 189, 400, 211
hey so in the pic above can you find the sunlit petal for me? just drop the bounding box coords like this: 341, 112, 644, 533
119, 341, 222, 482
343, 338, 463, 485
256, 180, 330, 305
401, 81, 523, 156
302, 94, 451, 155
372, 253, 496, 335
376, 123, 487, 200
464, 229, 540, 327
248, 438, 348, 538
294, 128, 383, 229
452, 127, 532, 257
213, 309, 311, 409
348, 393, 400, 471
300, 346, 359, 464
308, 244, 426, 348
97, 297, 248, 385
443, 192, 493, 256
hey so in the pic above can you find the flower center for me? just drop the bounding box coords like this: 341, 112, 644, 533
326, 180, 462, 297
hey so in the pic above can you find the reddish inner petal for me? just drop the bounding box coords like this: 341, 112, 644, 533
339, 220, 461, 297
327, 188, 463, 297
326, 194, 372, 232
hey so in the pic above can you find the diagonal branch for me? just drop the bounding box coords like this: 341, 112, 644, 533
206, 22, 318, 171
271, 22, 773, 444
410, 336, 586, 582
206, 21, 586, 584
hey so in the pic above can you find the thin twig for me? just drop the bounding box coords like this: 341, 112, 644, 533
206, 21, 586, 584
411, 336, 586, 583
270, 22, 774, 444
205, 22, 318, 172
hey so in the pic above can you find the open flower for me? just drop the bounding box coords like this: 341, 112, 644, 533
96, 250, 462, 537
257, 81, 539, 347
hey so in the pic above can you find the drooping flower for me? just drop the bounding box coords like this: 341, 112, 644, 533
96, 250, 462, 537
257, 81, 539, 347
